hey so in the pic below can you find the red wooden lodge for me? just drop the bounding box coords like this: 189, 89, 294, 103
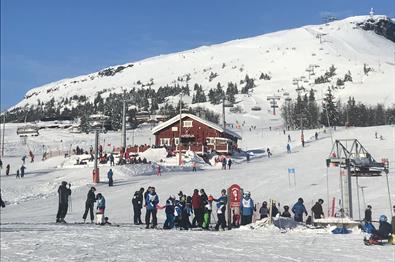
151, 113, 241, 155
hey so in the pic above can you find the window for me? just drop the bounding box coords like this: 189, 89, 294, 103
160, 138, 170, 146
183, 120, 192, 127
206, 137, 215, 145
174, 138, 180, 145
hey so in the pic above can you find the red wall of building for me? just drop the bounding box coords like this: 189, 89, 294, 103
154, 116, 227, 145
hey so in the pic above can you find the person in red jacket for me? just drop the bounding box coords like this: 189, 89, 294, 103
191, 189, 202, 227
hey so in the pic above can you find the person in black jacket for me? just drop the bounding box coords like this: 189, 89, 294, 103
364, 205, 372, 223
132, 187, 144, 225
311, 199, 324, 219
0, 192, 5, 208
56, 181, 71, 223
82, 187, 96, 223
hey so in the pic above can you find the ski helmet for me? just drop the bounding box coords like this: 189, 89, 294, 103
379, 215, 387, 222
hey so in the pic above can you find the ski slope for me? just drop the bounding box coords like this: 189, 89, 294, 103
10, 15, 395, 119
1, 123, 394, 261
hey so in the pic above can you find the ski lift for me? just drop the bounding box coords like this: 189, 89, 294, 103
326, 139, 388, 177
17, 125, 39, 137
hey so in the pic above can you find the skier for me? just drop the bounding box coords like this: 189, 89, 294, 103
301, 133, 305, 147
259, 201, 269, 219
281, 205, 291, 218
16, 169, 20, 179
364, 205, 372, 223
222, 158, 227, 170
315, 132, 318, 140
202, 195, 213, 230
366, 215, 392, 244
22, 155, 26, 164
291, 197, 308, 222
82, 187, 96, 223
29, 150, 34, 162
132, 188, 144, 225
311, 199, 324, 219
107, 169, 113, 186
180, 196, 193, 230
20, 165, 26, 178
213, 189, 228, 231
163, 195, 175, 229
191, 189, 202, 227
227, 158, 232, 170
145, 187, 159, 229
174, 200, 182, 228
56, 181, 71, 223
288, 134, 291, 143
6, 164, 10, 176
270, 202, 279, 217
286, 143, 291, 154
240, 191, 254, 225
192, 161, 197, 172
266, 147, 272, 158
96, 193, 106, 225
109, 153, 115, 166
0, 192, 5, 208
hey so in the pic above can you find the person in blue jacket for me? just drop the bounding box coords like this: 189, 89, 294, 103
291, 197, 308, 222
240, 191, 255, 225
145, 187, 159, 229
164, 195, 175, 229
214, 189, 228, 230
107, 169, 114, 187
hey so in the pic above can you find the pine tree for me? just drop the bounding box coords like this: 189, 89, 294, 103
320, 88, 340, 126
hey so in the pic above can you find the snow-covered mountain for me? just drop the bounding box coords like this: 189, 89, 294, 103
11, 15, 395, 114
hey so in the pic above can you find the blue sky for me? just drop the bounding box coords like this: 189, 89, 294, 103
1, 0, 394, 110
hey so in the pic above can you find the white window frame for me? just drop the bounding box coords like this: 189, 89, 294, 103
160, 138, 170, 146
183, 120, 193, 128
174, 137, 180, 145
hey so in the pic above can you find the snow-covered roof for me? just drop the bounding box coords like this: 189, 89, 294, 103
151, 113, 242, 139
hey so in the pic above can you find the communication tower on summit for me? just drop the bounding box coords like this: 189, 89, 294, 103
369, 8, 374, 17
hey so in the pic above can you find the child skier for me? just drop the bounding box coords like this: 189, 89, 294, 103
96, 193, 106, 225
259, 201, 269, 219
214, 189, 228, 231
202, 195, 213, 230
164, 195, 175, 229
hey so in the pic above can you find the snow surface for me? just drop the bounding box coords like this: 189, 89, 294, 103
10, 15, 395, 120
1, 122, 395, 261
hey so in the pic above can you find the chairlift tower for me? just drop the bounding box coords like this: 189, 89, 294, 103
267, 95, 281, 115
326, 139, 388, 219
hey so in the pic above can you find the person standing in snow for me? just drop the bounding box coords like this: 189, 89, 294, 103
107, 169, 113, 186
222, 158, 227, 170
227, 158, 232, 170
240, 191, 255, 225
82, 187, 96, 223
180, 197, 193, 230
270, 202, 279, 217
214, 189, 228, 231
0, 192, 5, 208
259, 201, 269, 219
96, 193, 106, 225
202, 195, 213, 230
145, 187, 159, 229
266, 147, 272, 158
21, 155, 26, 165
311, 199, 324, 219
109, 153, 115, 166
163, 195, 175, 229
56, 181, 71, 223
286, 143, 291, 154
20, 165, 26, 178
132, 187, 144, 225
291, 197, 308, 222
281, 205, 291, 218
288, 134, 291, 143
364, 205, 372, 223
191, 189, 202, 227
6, 164, 10, 176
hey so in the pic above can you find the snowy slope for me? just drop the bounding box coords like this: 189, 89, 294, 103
11, 15, 395, 116
1, 123, 394, 261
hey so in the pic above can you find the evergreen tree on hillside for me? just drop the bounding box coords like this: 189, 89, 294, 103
320, 88, 340, 126
192, 84, 207, 104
